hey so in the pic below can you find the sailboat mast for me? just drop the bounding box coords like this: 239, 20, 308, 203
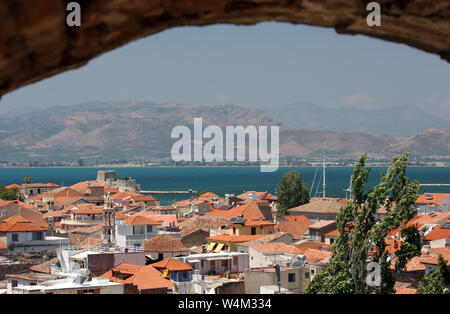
322, 142, 326, 198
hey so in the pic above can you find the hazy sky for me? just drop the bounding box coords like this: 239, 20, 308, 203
1, 22, 449, 118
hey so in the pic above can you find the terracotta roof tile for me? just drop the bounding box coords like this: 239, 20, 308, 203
415, 193, 450, 205
144, 234, 189, 253
152, 257, 193, 272
275, 220, 312, 239
101, 263, 173, 291
206, 234, 266, 243
424, 223, 450, 241
124, 215, 160, 226
205, 202, 265, 220
0, 222, 46, 232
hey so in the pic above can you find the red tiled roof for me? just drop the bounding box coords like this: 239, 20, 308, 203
147, 214, 178, 228
275, 220, 312, 239
3, 216, 31, 224
43, 209, 70, 219
206, 234, 266, 243
288, 198, 348, 214
325, 229, 339, 237
200, 192, 220, 198
30, 257, 59, 274
205, 202, 265, 221
111, 191, 143, 201
114, 212, 128, 220
396, 287, 416, 294
124, 215, 160, 226
294, 241, 326, 253
388, 212, 450, 237
420, 247, 450, 266
70, 181, 105, 192
415, 193, 450, 205
308, 220, 336, 230
69, 204, 103, 215
280, 215, 311, 223
132, 195, 156, 202
144, 234, 189, 253
303, 248, 332, 264
424, 224, 450, 241
5, 184, 20, 189
152, 257, 193, 272
250, 242, 300, 254
236, 220, 274, 227
101, 263, 173, 291
0, 222, 46, 232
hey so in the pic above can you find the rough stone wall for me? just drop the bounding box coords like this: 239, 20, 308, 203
0, 263, 33, 280
0, 0, 449, 99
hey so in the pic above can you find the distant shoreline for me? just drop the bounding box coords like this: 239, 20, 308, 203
1, 164, 449, 169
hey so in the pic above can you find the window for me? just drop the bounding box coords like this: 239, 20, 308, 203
311, 269, 315, 275
12, 280, 18, 288
288, 273, 296, 282
305, 272, 310, 279
251, 227, 256, 235
133, 225, 145, 234
11, 233, 18, 242
32, 232, 43, 240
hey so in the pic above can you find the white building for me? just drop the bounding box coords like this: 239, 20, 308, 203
0, 221, 69, 255
177, 252, 249, 276
115, 214, 180, 250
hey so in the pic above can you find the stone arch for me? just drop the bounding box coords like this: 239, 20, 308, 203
0, 0, 449, 98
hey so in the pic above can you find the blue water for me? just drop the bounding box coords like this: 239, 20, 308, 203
0, 167, 449, 205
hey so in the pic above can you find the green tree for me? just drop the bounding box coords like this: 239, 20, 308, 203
417, 255, 450, 294
24, 176, 32, 184
306, 153, 421, 294
0, 184, 18, 200
277, 170, 309, 216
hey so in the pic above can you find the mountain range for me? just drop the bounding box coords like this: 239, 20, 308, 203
264, 103, 450, 137
0, 100, 448, 162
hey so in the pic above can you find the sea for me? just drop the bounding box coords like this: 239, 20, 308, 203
0, 167, 449, 205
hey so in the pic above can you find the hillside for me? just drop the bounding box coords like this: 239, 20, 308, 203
265, 103, 450, 137
0, 101, 448, 162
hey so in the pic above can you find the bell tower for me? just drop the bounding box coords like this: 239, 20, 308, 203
103, 192, 115, 245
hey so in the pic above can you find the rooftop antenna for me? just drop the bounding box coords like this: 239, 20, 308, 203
310, 167, 319, 198
322, 142, 326, 198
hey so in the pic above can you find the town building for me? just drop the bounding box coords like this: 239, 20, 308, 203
0, 219, 69, 255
